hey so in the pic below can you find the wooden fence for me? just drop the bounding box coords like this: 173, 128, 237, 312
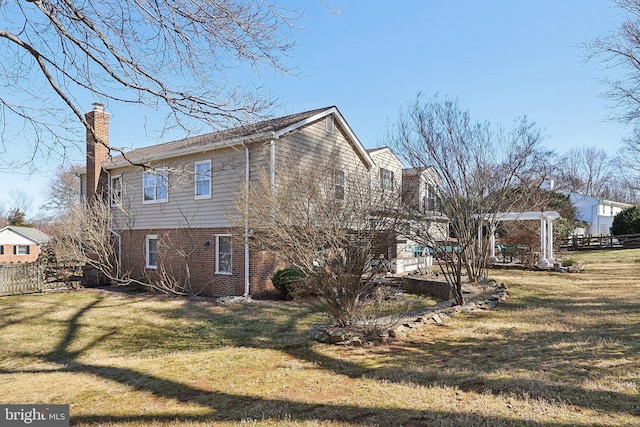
566, 233, 640, 250
0, 262, 85, 296
0, 263, 46, 296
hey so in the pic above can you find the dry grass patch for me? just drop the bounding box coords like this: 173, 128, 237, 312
1, 249, 639, 426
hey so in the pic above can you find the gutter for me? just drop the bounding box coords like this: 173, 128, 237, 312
104, 132, 275, 170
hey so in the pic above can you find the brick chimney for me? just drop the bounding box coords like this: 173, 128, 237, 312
85, 103, 110, 201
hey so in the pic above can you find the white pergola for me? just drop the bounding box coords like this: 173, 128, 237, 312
483, 211, 561, 268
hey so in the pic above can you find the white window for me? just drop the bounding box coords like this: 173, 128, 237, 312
195, 160, 211, 199
424, 183, 438, 212
143, 171, 168, 203
215, 235, 232, 274
146, 235, 158, 269
14, 245, 30, 255
334, 169, 345, 200
326, 116, 334, 134
110, 175, 122, 206
380, 168, 394, 190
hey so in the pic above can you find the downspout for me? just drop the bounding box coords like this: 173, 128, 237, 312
110, 229, 122, 280
270, 139, 276, 195
106, 171, 122, 280
243, 143, 250, 297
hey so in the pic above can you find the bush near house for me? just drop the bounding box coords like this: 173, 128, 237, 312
271, 267, 308, 300
612, 206, 640, 235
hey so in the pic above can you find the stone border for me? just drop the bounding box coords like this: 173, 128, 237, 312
310, 283, 509, 346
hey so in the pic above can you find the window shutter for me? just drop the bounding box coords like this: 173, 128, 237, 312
0, 245, 4, 255
26, 246, 31, 255
13, 245, 17, 255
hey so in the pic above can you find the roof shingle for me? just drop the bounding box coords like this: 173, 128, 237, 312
105, 107, 333, 167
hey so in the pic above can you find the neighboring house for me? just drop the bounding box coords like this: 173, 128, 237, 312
0, 226, 51, 264
567, 192, 633, 235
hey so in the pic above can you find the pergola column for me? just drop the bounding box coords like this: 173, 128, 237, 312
538, 216, 550, 268
489, 228, 497, 264
546, 218, 555, 265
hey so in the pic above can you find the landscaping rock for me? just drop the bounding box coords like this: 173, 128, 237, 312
378, 331, 390, 340
327, 329, 348, 343
310, 326, 329, 343
403, 321, 422, 329
432, 313, 444, 325
349, 337, 363, 347
309, 283, 509, 345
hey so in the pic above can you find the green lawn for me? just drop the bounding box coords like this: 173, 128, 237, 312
1, 249, 639, 426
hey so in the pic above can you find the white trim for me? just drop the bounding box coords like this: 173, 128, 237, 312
215, 234, 233, 275
142, 170, 169, 204
145, 235, 158, 269
15, 245, 30, 256
244, 143, 251, 296
194, 159, 212, 200
104, 132, 274, 169
483, 211, 561, 221
103, 108, 375, 171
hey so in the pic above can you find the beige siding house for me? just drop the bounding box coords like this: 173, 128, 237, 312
368, 147, 404, 197
80, 105, 379, 296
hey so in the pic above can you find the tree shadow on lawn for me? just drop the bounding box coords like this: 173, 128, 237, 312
3, 296, 589, 427
264, 290, 640, 419
4, 290, 639, 425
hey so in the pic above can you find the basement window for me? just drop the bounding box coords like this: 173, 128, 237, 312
146, 235, 158, 269
215, 235, 232, 274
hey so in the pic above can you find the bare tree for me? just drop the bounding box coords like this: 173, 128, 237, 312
48, 196, 120, 280
48, 192, 209, 295
553, 147, 615, 197
0, 204, 6, 227
588, 0, 640, 125
0, 0, 301, 169
584, 0, 640, 202
616, 128, 640, 201
241, 152, 400, 327
389, 95, 546, 305
42, 166, 81, 215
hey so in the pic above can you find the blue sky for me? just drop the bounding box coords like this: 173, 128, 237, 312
0, 0, 631, 216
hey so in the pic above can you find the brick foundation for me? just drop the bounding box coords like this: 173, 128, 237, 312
118, 228, 283, 296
